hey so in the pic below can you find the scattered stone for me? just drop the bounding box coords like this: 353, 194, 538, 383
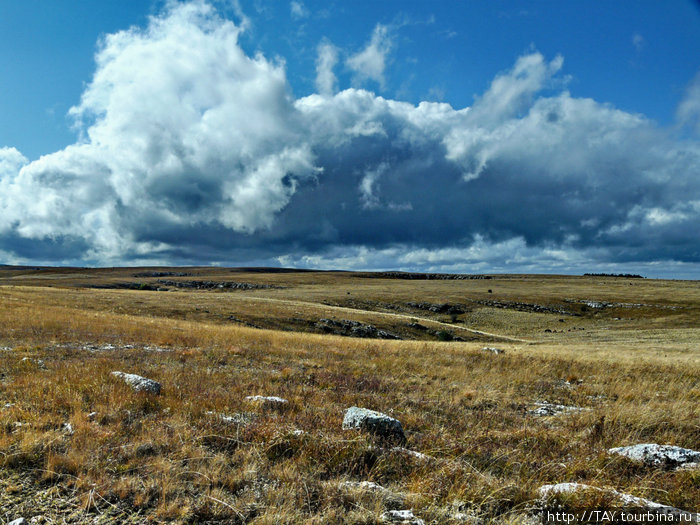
406, 302, 464, 314
156, 279, 281, 290
61, 423, 74, 435
475, 299, 577, 316
584, 301, 609, 309
316, 319, 401, 340
9, 519, 26, 525
143, 345, 172, 352
3, 403, 15, 409
86, 412, 98, 421
83, 343, 115, 351
538, 483, 699, 521
20, 357, 46, 369
206, 411, 255, 425
111, 371, 161, 394
608, 444, 700, 468
390, 447, 433, 462
381, 509, 425, 524
340, 480, 389, 495
339, 480, 415, 507
528, 402, 587, 417
343, 407, 406, 442
482, 347, 505, 355
245, 395, 288, 406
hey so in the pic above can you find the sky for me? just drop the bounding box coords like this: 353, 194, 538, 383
0, 0, 699, 277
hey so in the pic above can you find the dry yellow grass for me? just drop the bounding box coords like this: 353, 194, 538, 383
0, 268, 698, 523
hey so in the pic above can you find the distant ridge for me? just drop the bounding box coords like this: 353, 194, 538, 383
358, 271, 492, 280
583, 273, 645, 278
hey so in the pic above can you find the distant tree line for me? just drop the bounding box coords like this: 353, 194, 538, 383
583, 273, 645, 278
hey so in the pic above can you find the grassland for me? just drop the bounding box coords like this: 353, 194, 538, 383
0, 267, 698, 523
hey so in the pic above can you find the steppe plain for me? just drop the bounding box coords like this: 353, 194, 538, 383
0, 266, 698, 523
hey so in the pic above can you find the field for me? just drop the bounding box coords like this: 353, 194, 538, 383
0, 266, 698, 524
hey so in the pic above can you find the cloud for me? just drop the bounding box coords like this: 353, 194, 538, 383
632, 32, 644, 52
1, 1, 700, 276
290, 1, 309, 20
677, 70, 700, 135
346, 24, 393, 89
315, 39, 338, 96
1, 1, 318, 261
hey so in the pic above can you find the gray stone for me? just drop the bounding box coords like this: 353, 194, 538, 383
343, 407, 405, 442
20, 357, 46, 369
608, 444, 700, 468
381, 509, 425, 524
9, 518, 26, 525
482, 347, 505, 354
339, 480, 407, 506
111, 371, 161, 394
206, 411, 255, 425
528, 402, 587, 417
245, 395, 288, 406
390, 447, 432, 462
340, 480, 389, 494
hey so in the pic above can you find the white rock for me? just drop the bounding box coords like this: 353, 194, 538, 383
206, 411, 254, 425
62, 423, 74, 435
585, 301, 608, 309
111, 371, 161, 394
608, 444, 700, 468
9, 518, 26, 525
381, 509, 425, 524
390, 447, 432, 462
482, 347, 505, 354
528, 402, 587, 417
343, 407, 405, 442
245, 395, 288, 405
539, 483, 699, 521
20, 357, 46, 369
340, 480, 389, 494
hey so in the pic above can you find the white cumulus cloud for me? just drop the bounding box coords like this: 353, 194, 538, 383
315, 40, 339, 96
346, 24, 393, 89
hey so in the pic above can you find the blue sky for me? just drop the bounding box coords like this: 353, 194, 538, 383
1, 1, 699, 277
